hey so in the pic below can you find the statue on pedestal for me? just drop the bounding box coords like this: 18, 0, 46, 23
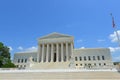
28, 56, 33, 63
69, 56, 75, 69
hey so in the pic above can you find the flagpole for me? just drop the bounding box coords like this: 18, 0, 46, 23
110, 13, 120, 47
114, 27, 120, 47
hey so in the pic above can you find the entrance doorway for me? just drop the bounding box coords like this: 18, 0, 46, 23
53, 53, 56, 62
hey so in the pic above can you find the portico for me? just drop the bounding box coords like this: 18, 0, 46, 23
37, 32, 74, 63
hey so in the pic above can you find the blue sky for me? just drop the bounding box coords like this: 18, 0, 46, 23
0, 0, 120, 62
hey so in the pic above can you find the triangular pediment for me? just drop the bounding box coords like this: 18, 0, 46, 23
39, 32, 73, 39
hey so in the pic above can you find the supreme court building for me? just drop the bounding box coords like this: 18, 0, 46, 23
14, 32, 113, 69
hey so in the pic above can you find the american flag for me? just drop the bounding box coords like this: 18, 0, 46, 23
110, 13, 115, 28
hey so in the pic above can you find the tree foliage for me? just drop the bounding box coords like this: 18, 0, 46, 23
0, 42, 16, 68
0, 42, 10, 59
1, 58, 16, 68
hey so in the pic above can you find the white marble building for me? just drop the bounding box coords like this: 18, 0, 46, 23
14, 32, 113, 69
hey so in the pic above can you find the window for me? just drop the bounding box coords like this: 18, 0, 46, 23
88, 56, 91, 60
102, 56, 105, 60
88, 63, 91, 66
93, 56, 95, 60
99, 63, 101, 66
21, 59, 23, 63
18, 59, 20, 63
32, 58, 34, 61
20, 65, 22, 68
79, 57, 82, 61
25, 59, 27, 63
94, 63, 96, 66
76, 64, 78, 66
80, 64, 82, 66
104, 63, 106, 65
84, 56, 86, 61
24, 65, 26, 67
97, 56, 100, 60
75, 57, 77, 61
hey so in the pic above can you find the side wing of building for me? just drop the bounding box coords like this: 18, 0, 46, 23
73, 48, 113, 69
14, 51, 37, 68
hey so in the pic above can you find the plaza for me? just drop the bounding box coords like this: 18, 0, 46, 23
0, 69, 120, 80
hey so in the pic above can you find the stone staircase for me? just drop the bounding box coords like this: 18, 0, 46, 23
0, 70, 120, 80
29, 61, 71, 69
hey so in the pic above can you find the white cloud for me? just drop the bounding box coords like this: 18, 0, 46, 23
76, 39, 83, 43
17, 46, 37, 52
113, 56, 120, 61
109, 47, 120, 53
108, 47, 120, 62
97, 39, 105, 42
17, 46, 23, 50
80, 47, 85, 49
25, 46, 37, 52
8, 46, 13, 51
109, 30, 120, 43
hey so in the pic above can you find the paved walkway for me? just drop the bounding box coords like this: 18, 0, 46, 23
0, 70, 120, 80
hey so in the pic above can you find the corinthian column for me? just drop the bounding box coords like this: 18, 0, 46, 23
51, 43, 53, 62
71, 42, 73, 58
42, 44, 44, 62
66, 42, 68, 61
56, 43, 59, 62
37, 44, 40, 62
61, 43, 63, 62
38, 44, 42, 62
46, 44, 49, 62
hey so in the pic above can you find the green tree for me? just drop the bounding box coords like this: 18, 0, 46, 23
1, 58, 16, 68
0, 42, 16, 68
0, 56, 4, 67
0, 42, 10, 59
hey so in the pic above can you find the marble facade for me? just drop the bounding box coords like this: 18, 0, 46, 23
13, 32, 113, 69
